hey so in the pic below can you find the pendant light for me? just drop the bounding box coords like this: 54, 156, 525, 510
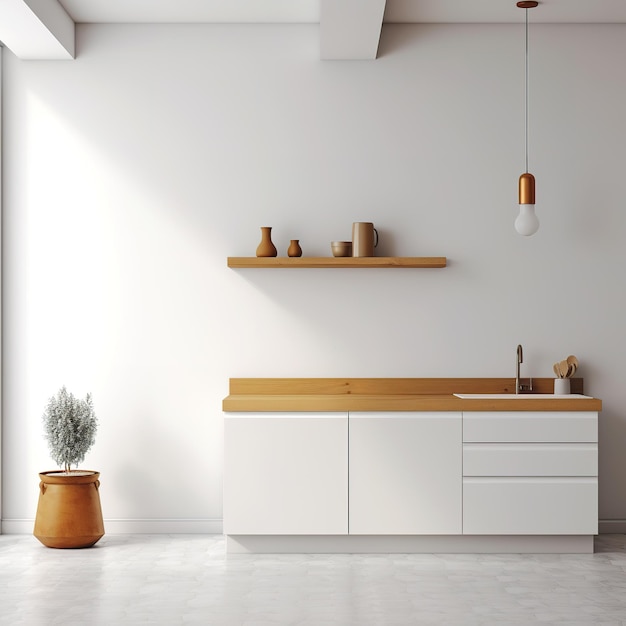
515, 1, 539, 236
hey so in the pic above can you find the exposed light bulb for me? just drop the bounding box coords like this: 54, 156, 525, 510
515, 204, 539, 236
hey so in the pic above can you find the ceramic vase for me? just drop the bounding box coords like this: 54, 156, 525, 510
256, 227, 277, 257
287, 240, 302, 257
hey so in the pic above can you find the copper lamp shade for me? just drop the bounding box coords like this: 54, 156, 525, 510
518, 172, 535, 205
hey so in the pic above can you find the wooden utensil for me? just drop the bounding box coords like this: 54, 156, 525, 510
566, 355, 578, 378
559, 360, 569, 378
553, 362, 561, 378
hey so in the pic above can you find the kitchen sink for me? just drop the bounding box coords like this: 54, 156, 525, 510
453, 393, 593, 399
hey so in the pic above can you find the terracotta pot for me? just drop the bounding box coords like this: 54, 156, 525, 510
33, 471, 105, 549
256, 227, 277, 257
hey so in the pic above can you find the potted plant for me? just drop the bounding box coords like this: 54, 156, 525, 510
33, 386, 104, 548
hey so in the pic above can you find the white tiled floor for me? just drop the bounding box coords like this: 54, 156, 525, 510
1, 534, 626, 625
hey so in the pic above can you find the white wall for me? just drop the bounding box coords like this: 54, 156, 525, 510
0, 45, 3, 533
2, 23, 626, 532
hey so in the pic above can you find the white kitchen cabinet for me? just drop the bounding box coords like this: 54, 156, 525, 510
349, 412, 462, 534
223, 413, 348, 535
462, 411, 598, 535
223, 408, 598, 549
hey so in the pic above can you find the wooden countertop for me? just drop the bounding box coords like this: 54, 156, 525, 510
223, 378, 602, 412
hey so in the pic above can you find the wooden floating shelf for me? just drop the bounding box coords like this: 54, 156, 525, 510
227, 257, 447, 269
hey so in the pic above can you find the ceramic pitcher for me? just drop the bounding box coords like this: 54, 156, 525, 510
352, 222, 379, 257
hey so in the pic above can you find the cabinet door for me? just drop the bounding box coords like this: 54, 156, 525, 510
224, 413, 348, 535
349, 412, 462, 535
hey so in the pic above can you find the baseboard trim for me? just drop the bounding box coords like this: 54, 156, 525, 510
1, 520, 34, 534
599, 520, 626, 534
1, 518, 223, 535
3, 518, 623, 537
226, 534, 595, 554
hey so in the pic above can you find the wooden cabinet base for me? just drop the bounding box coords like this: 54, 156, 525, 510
33, 471, 105, 549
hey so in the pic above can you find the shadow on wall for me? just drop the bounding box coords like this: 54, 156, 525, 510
377, 23, 440, 58
378, 23, 420, 58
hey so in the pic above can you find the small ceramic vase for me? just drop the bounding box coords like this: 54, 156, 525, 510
256, 227, 277, 257
287, 240, 302, 257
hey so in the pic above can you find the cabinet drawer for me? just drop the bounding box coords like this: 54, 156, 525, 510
463, 477, 598, 535
463, 443, 597, 476
463, 412, 597, 443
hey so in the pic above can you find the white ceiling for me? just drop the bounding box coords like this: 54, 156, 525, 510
2, 0, 624, 62
56, 0, 626, 24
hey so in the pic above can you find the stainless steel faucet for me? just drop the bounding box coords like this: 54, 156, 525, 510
516, 344, 532, 394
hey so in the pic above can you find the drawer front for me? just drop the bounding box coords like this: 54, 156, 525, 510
463, 443, 597, 477
463, 412, 597, 443
463, 477, 598, 535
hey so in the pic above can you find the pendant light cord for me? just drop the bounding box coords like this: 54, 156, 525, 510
524, 7, 529, 174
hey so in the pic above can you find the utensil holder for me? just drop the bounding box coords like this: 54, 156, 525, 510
554, 378, 571, 395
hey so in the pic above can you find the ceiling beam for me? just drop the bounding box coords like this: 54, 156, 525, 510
0, 0, 75, 60
320, 0, 386, 60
